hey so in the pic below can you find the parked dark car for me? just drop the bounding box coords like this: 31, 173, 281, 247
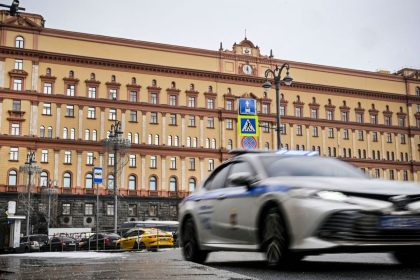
49, 236, 78, 251
79, 233, 120, 250
19, 234, 49, 252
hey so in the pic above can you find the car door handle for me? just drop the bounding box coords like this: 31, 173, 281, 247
217, 195, 226, 200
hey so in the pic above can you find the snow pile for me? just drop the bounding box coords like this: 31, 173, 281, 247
7, 251, 125, 259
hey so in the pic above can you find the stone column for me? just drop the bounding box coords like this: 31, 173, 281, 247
100, 108, 105, 139
78, 105, 84, 139
181, 114, 186, 146
55, 104, 62, 138
200, 157, 205, 182
200, 116, 204, 148
161, 156, 166, 191
181, 157, 186, 192
142, 112, 147, 144
380, 132, 385, 160
321, 127, 326, 156
54, 149, 60, 185
161, 113, 166, 144
76, 151, 82, 187
31, 62, 39, 91
141, 155, 146, 189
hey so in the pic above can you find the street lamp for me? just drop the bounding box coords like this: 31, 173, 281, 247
262, 64, 293, 150
19, 151, 41, 236
101, 119, 130, 233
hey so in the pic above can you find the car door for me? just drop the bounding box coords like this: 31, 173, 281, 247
211, 160, 259, 245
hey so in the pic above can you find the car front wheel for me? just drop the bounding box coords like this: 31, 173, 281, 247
181, 218, 208, 263
393, 250, 420, 266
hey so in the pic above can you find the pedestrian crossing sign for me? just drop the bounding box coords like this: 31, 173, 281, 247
238, 115, 259, 137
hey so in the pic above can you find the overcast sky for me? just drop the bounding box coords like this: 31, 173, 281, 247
21, 0, 420, 73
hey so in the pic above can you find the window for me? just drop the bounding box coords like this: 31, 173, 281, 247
417, 87, 420, 97
66, 85, 75, 96
14, 59, 23, 70
10, 123, 20, 135
358, 130, 364, 141
169, 114, 177, 125
386, 133, 392, 143
169, 177, 177, 192
86, 152, 94, 165
384, 116, 391, 126
128, 204, 137, 216
128, 175, 136, 190
372, 131, 378, 142
149, 176, 157, 191
192, 137, 198, 148
63, 172, 71, 188
43, 83, 52, 94
188, 96, 196, 108
66, 105, 74, 117
150, 156, 157, 168
400, 134, 406, 144
129, 155, 136, 167
107, 204, 114, 216
149, 204, 158, 216
189, 158, 196, 170
399, 118, 405, 127
109, 109, 116, 120
207, 98, 215, 109
312, 126, 319, 137
280, 124, 286, 135
356, 113, 363, 123
370, 115, 377, 124
9, 147, 18, 161
188, 115, 196, 127
85, 173, 93, 189
403, 171, 408, 181
226, 100, 233, 111
129, 91, 138, 102
85, 203, 94, 215
15, 36, 24, 48
169, 95, 177, 106
130, 110, 137, 122
341, 111, 348, 122
108, 154, 115, 166
12, 100, 21, 111
109, 89, 117, 100
47, 126, 53, 138
63, 127, 68, 139
280, 106, 285, 116
227, 139, 233, 150
310, 109, 318, 119
64, 151, 72, 164
88, 87, 96, 98
208, 159, 215, 171
41, 149, 48, 163
154, 134, 159, 145
13, 79, 22, 91
262, 104, 269, 114
174, 136, 179, 146
207, 117, 214, 128
39, 171, 48, 187
62, 203, 71, 215
189, 178, 196, 192
87, 107, 96, 119
43, 103, 52, 115
328, 128, 334, 138
8, 170, 17, 186
296, 125, 302, 136
39, 126, 45, 137
374, 169, 380, 179
70, 128, 75, 140
170, 157, 177, 169
226, 119, 233, 130
84, 129, 90, 141
150, 93, 158, 104
92, 130, 97, 141
295, 107, 302, 117
150, 112, 158, 124
261, 122, 269, 133
326, 111, 333, 120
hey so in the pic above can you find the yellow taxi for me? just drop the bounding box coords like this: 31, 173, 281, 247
116, 228, 173, 251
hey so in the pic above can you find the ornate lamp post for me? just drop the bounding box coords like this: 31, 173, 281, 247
102, 120, 130, 233
262, 64, 293, 149
19, 151, 41, 236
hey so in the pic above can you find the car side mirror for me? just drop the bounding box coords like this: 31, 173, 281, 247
228, 172, 256, 188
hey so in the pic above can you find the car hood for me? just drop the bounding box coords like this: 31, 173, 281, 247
265, 176, 420, 196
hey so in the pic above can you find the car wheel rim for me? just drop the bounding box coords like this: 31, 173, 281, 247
267, 241, 281, 265
183, 223, 196, 259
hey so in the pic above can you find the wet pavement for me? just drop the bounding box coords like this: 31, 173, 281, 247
0, 249, 255, 280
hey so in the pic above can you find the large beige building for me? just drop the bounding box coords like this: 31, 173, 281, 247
0, 11, 420, 233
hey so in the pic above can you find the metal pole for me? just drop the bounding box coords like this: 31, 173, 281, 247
275, 77, 281, 150
96, 182, 99, 250
47, 188, 51, 231
26, 170, 32, 236
114, 144, 118, 234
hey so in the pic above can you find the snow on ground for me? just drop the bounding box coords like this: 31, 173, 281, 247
5, 251, 126, 259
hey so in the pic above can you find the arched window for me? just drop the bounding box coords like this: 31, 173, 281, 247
70, 128, 75, 140
211, 138, 216, 149
168, 135, 172, 146
63, 172, 72, 188
169, 177, 177, 192
186, 137, 191, 147
134, 133, 139, 144
40, 171, 48, 187
264, 142, 270, 150
92, 130, 97, 141
154, 134, 159, 145
8, 170, 17, 186
416, 87, 420, 97
128, 175, 136, 190
174, 136, 179, 147
205, 138, 210, 148
148, 134, 152, 144
127, 132, 132, 143
40, 126, 45, 137
149, 176, 157, 191
85, 129, 90, 141
15, 36, 24, 48
227, 139, 233, 150
85, 173, 93, 189
107, 174, 114, 190
193, 137, 198, 148
47, 126, 53, 138
63, 127, 68, 139
188, 177, 196, 192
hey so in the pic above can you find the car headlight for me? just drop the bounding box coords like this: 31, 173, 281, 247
290, 188, 348, 202
316, 191, 348, 202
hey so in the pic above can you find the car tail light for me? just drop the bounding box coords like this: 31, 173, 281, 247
104, 238, 110, 245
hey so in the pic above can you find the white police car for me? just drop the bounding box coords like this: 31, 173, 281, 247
179, 150, 420, 266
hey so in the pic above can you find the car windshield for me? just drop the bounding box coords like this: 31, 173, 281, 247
262, 156, 367, 178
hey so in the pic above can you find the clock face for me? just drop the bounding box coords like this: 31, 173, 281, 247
242, 64, 253, 75
243, 47, 251, 55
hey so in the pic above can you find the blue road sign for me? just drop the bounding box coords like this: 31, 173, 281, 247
93, 166, 103, 184
238, 115, 259, 136
242, 136, 258, 150
238, 98, 257, 115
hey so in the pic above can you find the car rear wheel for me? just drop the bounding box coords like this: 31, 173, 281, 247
133, 242, 145, 251
262, 207, 295, 266
182, 218, 208, 263
393, 250, 420, 266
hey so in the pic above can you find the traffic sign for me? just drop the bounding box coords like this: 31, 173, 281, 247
238, 115, 259, 136
238, 98, 257, 115
241, 136, 258, 150
93, 166, 103, 184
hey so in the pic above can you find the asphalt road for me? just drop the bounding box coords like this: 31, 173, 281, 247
1, 249, 420, 280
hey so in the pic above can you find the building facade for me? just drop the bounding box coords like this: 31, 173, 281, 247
1, 11, 420, 234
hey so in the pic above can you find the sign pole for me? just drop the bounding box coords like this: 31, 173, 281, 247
93, 166, 103, 251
